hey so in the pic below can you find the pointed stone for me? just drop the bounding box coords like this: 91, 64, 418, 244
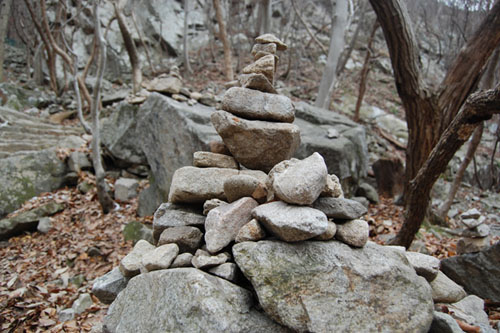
255, 33, 288, 51
313, 197, 368, 220
235, 219, 266, 243
119, 240, 155, 278
239, 73, 277, 93
242, 54, 275, 83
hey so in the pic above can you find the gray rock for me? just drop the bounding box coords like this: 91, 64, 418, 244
59, 308, 75, 322
119, 240, 155, 278
103, 268, 290, 333
441, 241, 500, 302
211, 110, 300, 172
223, 174, 267, 203
351, 196, 370, 208
313, 197, 368, 220
238, 73, 277, 94
205, 197, 258, 253
208, 263, 239, 282
193, 151, 238, 169
430, 271, 467, 303
460, 208, 481, 220
0, 201, 65, 240
405, 251, 440, 281
242, 54, 275, 83
462, 223, 490, 238
92, 267, 129, 304
429, 312, 463, 333
314, 221, 337, 241
152, 202, 205, 243
170, 252, 193, 268
143, 76, 182, 95
141, 243, 179, 272
461, 216, 486, 229
192, 250, 229, 269
72, 293, 93, 314
114, 178, 139, 202
320, 174, 344, 198
233, 240, 434, 332
158, 226, 203, 254
335, 219, 369, 247
137, 183, 163, 217
252, 201, 328, 242
255, 33, 288, 51
168, 166, 239, 204
448, 295, 490, 328
356, 182, 379, 204
222, 87, 294, 123
235, 219, 266, 243
271, 153, 327, 205
456, 236, 490, 254
203, 198, 227, 215
68, 151, 92, 173
37, 217, 52, 234
122, 221, 153, 245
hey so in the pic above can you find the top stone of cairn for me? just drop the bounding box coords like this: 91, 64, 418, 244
255, 33, 288, 51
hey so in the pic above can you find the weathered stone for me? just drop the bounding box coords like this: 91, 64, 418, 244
238, 73, 277, 94
223, 175, 267, 203
193, 151, 238, 169
271, 153, 327, 205
356, 182, 379, 203
114, 178, 139, 201
119, 240, 156, 278
405, 251, 441, 281
209, 140, 231, 155
313, 197, 368, 220
152, 202, 205, 243
37, 217, 52, 234
103, 268, 290, 333
251, 43, 277, 58
168, 166, 239, 204
143, 76, 182, 95
203, 198, 227, 215
208, 263, 239, 282
137, 183, 163, 217
222, 87, 294, 122
441, 241, 500, 302
72, 293, 93, 314
170, 252, 193, 268
314, 221, 337, 241
430, 271, 467, 303
461, 224, 490, 238
252, 201, 328, 242
456, 236, 490, 254
92, 267, 129, 304
255, 33, 288, 51
123, 221, 153, 244
242, 54, 275, 83
429, 312, 463, 333
0, 201, 65, 240
320, 174, 344, 198
447, 295, 490, 329
211, 111, 300, 172
335, 219, 369, 247
233, 240, 434, 332
158, 226, 203, 254
205, 197, 258, 253
59, 308, 75, 322
460, 208, 481, 220
68, 151, 91, 173
461, 216, 486, 229
192, 250, 229, 269
352, 196, 370, 208
235, 219, 266, 243
199, 92, 217, 107
141, 243, 179, 271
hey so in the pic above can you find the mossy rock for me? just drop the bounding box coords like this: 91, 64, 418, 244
123, 221, 153, 244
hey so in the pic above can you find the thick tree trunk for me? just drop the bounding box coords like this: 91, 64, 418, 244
315, 0, 348, 109
92, 0, 114, 213
113, 1, 142, 94
213, 0, 234, 81
0, 0, 13, 81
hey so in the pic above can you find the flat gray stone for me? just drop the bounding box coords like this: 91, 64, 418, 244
193, 151, 238, 169
429, 312, 463, 333
103, 268, 290, 333
92, 267, 129, 304
170, 253, 193, 268
460, 208, 481, 220
233, 240, 433, 332
192, 250, 229, 269
119, 240, 156, 278
313, 197, 368, 220
430, 271, 467, 303
405, 251, 440, 281
114, 178, 139, 201
255, 33, 288, 51
157, 226, 203, 254
152, 202, 205, 243
211, 111, 300, 173
252, 201, 328, 242
205, 197, 258, 253
141, 243, 179, 271
208, 263, 239, 282
222, 87, 294, 123
271, 153, 327, 205
448, 295, 490, 328
335, 219, 369, 247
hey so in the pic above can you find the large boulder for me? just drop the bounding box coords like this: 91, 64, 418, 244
233, 240, 433, 332
103, 268, 290, 333
440, 241, 500, 302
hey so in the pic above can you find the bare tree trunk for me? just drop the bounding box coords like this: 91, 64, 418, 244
92, 0, 114, 214
291, 0, 328, 54
258, 0, 272, 35
0, 0, 13, 81
354, 21, 378, 122
183, 0, 192, 74
213, 0, 234, 81
113, 1, 142, 93
315, 0, 348, 109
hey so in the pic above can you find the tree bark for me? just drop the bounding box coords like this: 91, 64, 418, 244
315, 0, 348, 109
393, 85, 500, 248
92, 0, 114, 214
0, 0, 13, 81
113, 1, 142, 93
258, 0, 272, 35
213, 0, 234, 81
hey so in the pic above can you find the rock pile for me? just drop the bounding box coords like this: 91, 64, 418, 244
92, 34, 494, 333
455, 208, 491, 254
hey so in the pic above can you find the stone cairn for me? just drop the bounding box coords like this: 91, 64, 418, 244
454, 208, 491, 254
93, 33, 371, 301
